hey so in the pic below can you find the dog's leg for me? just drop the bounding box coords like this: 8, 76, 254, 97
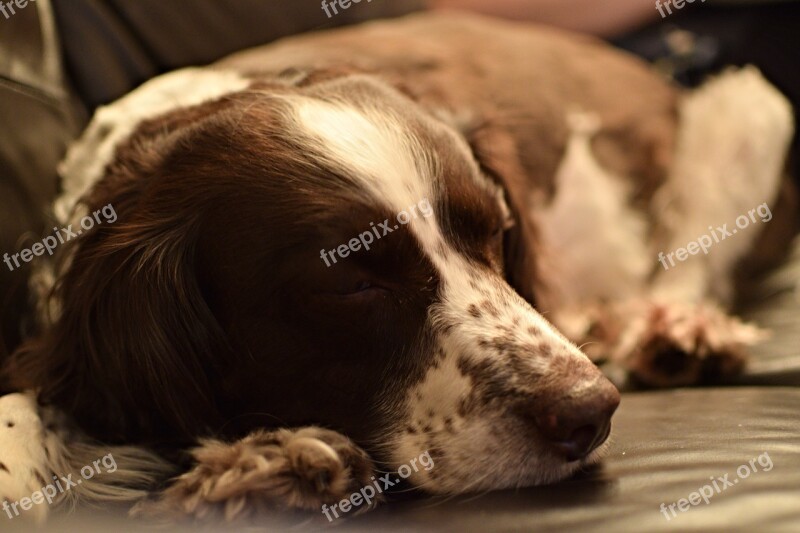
135, 427, 378, 523
650, 66, 793, 304
613, 68, 793, 386
551, 69, 793, 387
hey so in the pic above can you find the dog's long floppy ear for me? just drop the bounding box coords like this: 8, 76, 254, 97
459, 119, 545, 306
5, 118, 234, 446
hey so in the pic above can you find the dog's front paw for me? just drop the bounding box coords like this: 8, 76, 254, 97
614, 302, 766, 387
134, 427, 378, 523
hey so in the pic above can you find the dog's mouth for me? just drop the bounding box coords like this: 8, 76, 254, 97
384, 390, 618, 495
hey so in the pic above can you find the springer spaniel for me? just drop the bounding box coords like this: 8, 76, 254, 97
0, 11, 794, 525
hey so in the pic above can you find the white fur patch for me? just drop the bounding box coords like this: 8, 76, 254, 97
651, 67, 793, 303
0, 393, 50, 524
291, 98, 437, 215
537, 112, 651, 306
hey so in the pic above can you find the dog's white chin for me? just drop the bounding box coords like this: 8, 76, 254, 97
388, 422, 613, 495
430, 445, 609, 494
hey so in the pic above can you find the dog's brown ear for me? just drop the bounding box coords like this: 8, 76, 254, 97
7, 204, 230, 445
460, 120, 544, 306
4, 126, 234, 445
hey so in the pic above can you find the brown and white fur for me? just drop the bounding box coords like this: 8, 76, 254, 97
0, 12, 794, 525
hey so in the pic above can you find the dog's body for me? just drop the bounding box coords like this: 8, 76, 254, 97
1, 12, 794, 523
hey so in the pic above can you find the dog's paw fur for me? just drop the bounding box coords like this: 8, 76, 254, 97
134, 427, 378, 523
0, 392, 173, 525
0, 393, 54, 524
613, 301, 767, 387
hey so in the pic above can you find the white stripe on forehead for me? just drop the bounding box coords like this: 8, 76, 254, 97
291, 98, 437, 214
288, 97, 508, 268
290, 96, 463, 276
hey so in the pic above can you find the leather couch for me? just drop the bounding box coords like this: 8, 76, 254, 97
1, 1, 798, 531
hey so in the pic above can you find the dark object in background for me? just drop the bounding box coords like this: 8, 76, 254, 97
615, 2, 800, 180
51, 0, 425, 112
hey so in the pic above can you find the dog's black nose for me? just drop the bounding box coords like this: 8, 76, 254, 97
545, 417, 613, 461
524, 375, 620, 461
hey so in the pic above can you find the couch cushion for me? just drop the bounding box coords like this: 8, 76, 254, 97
0, 0, 81, 360
736, 234, 800, 385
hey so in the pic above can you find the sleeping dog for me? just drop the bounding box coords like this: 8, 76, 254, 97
1, 11, 794, 524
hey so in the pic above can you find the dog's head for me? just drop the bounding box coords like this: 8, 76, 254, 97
10, 72, 618, 493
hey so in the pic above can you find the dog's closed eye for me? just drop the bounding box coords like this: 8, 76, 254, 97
315, 267, 391, 301
330, 279, 389, 299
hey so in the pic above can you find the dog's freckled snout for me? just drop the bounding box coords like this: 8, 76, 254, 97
522, 373, 620, 462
